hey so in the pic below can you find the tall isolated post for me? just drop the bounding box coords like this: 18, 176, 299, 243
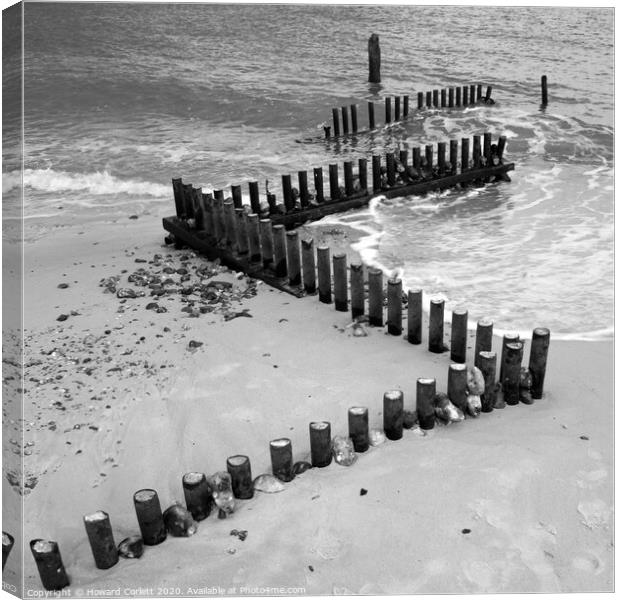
368, 34, 381, 83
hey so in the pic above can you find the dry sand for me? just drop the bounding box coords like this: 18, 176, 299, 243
2, 214, 613, 595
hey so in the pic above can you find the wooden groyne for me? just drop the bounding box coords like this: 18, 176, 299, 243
321, 84, 495, 139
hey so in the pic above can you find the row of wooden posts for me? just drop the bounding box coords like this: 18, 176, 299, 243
172, 132, 507, 223
326, 84, 493, 137
18, 317, 549, 590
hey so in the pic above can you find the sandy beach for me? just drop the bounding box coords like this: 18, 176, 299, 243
3, 212, 613, 595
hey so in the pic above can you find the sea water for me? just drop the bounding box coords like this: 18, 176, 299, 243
4, 4, 613, 340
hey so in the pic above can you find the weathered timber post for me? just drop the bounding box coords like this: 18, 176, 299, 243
298, 170, 310, 208
313, 167, 324, 203
333, 253, 348, 312
478, 351, 497, 412
461, 137, 470, 172
223, 199, 237, 248
259, 218, 273, 268
385, 97, 392, 124
529, 327, 550, 399
301, 238, 316, 294
249, 181, 261, 215
412, 147, 421, 169
387, 277, 403, 336
541, 75, 548, 106
235, 208, 248, 255
344, 161, 354, 196
368, 33, 381, 83
282, 174, 294, 213
499, 332, 520, 382
399, 149, 408, 169
231, 184, 243, 209
502, 342, 523, 406
182, 473, 213, 521
403, 95, 409, 117
270, 438, 294, 482
462, 85, 469, 105
483, 132, 492, 166
448, 363, 468, 413
417, 91, 424, 109
172, 178, 183, 218
383, 390, 404, 440
133, 489, 166, 545
448, 87, 454, 108
407, 288, 422, 344
372, 155, 382, 191
341, 105, 349, 134
476, 84, 482, 101
450, 308, 468, 363
441, 88, 447, 107
226, 455, 254, 499
285, 230, 301, 286
309, 422, 332, 467
30, 540, 70, 591
329, 164, 340, 200
350, 263, 365, 319
473, 135, 482, 168
350, 104, 358, 132
358, 158, 368, 191
426, 90, 432, 107
428, 298, 445, 353
437, 142, 446, 174
450, 139, 458, 174
368, 101, 375, 129
456, 86, 461, 106
317, 246, 332, 304
474, 318, 494, 370
84, 511, 118, 570
348, 407, 369, 452
272, 224, 287, 277
394, 96, 401, 120
485, 86, 493, 102
368, 267, 383, 327
497, 136, 507, 161
416, 378, 436, 429
433, 89, 439, 107
386, 152, 396, 186
332, 108, 340, 136
470, 84, 476, 102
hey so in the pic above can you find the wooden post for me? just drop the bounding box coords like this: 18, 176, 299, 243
529, 327, 550, 399
351, 104, 358, 132
412, 146, 421, 169
272, 224, 287, 277
226, 455, 253, 499
416, 378, 436, 430
448, 363, 468, 413
474, 318, 494, 370
298, 171, 310, 208
286, 230, 301, 286
368, 267, 383, 327
394, 96, 401, 120
344, 161, 354, 196
30, 540, 70, 591
317, 246, 332, 304
332, 107, 340, 136
313, 167, 325, 203
433, 89, 439, 107
386, 152, 396, 186
483, 132, 492, 165
502, 342, 523, 406
84, 511, 118, 570
133, 489, 166, 545
439, 88, 446, 107
368, 101, 375, 129
249, 181, 261, 215
428, 298, 445, 353
470, 84, 476, 103
426, 90, 432, 108
358, 158, 367, 191
478, 351, 497, 412
183, 183, 195, 219
324, 126, 331, 139
450, 308, 468, 363
247, 214, 261, 262
202, 192, 214, 236
235, 208, 248, 255
350, 262, 365, 319
541, 75, 548, 105
449, 139, 458, 174
399, 149, 408, 169
214, 191, 227, 244
385, 96, 391, 123
182, 473, 213, 521
448, 87, 454, 108
282, 174, 294, 212
387, 277, 402, 336
172, 178, 184, 218
193, 187, 204, 230
2, 532, 14, 570
223, 199, 237, 248
259, 218, 273, 268
462, 85, 469, 106
270, 438, 294, 482
368, 33, 381, 83
497, 135, 507, 161
341, 105, 349, 134
348, 407, 369, 452
417, 91, 424, 109
329, 164, 340, 200
403, 95, 409, 117
476, 84, 482, 101
372, 154, 382, 191
485, 85, 492, 102
309, 421, 332, 467
333, 253, 348, 312
437, 142, 446, 174
425, 144, 433, 170
500, 332, 520, 382
301, 238, 316, 293
267, 193, 277, 214
407, 288, 422, 344
231, 184, 243, 209
461, 137, 470, 172
456, 86, 461, 106
383, 390, 404, 440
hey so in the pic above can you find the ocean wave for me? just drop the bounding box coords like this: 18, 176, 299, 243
3, 168, 171, 198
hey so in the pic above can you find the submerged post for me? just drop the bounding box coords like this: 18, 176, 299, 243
385, 97, 392, 124
368, 101, 375, 129
341, 105, 349, 134
541, 75, 548, 106
332, 108, 340, 137
417, 91, 424, 109
368, 33, 381, 83
351, 104, 358, 132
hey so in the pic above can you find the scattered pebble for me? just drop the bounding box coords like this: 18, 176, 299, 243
360, 488, 368, 496
56, 314, 68, 322
462, 528, 471, 534
57, 283, 69, 289
580, 435, 589, 441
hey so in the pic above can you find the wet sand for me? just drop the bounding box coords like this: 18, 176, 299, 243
4, 214, 613, 595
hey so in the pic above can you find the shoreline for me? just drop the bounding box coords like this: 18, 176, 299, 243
4, 215, 613, 593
